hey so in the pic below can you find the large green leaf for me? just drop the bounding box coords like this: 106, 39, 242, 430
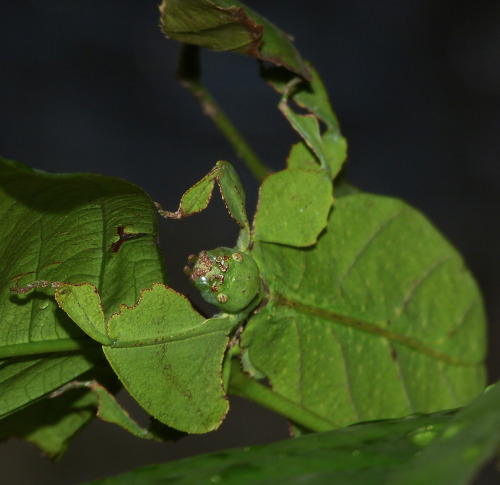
160, 0, 310, 79
0, 158, 166, 450
244, 192, 486, 427
389, 382, 500, 485
85, 383, 500, 485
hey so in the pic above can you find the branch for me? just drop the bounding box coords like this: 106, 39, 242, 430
178, 44, 271, 183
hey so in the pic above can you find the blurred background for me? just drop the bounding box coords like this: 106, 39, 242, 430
0, 1, 499, 483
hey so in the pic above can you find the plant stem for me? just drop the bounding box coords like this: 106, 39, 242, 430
228, 358, 336, 433
178, 45, 271, 183
0, 338, 101, 359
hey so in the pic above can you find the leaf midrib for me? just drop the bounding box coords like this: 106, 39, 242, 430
109, 327, 229, 349
277, 296, 480, 367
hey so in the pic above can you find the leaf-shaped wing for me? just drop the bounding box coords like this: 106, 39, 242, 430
244, 193, 486, 427
56, 283, 239, 433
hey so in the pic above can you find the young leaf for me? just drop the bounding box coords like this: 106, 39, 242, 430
244, 192, 486, 427
0, 385, 100, 460
160, 0, 310, 79
0, 352, 102, 421
84, 413, 452, 484
55, 283, 239, 433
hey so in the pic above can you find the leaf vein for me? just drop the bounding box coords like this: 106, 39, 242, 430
338, 209, 404, 295
326, 325, 360, 421
389, 343, 414, 412
445, 298, 481, 341
393, 255, 453, 319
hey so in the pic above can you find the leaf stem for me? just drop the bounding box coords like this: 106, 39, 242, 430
228, 358, 336, 433
178, 44, 271, 183
0, 338, 101, 359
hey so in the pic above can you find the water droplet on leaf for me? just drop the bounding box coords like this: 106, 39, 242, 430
409, 426, 438, 447
38, 300, 50, 310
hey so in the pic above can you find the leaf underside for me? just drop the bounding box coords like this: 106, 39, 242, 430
0, 158, 166, 454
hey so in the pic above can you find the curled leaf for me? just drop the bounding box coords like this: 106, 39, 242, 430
160, 0, 310, 79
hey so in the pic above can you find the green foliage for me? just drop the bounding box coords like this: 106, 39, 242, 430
0, 1, 494, 483
0, 158, 166, 454
87, 384, 500, 485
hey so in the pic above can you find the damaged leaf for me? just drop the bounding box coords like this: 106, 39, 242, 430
0, 157, 165, 455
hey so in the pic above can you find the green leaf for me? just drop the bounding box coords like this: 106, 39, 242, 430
0, 361, 119, 460
84, 413, 450, 484
0, 386, 99, 460
56, 283, 239, 433
0, 157, 165, 446
85, 384, 500, 485
389, 382, 500, 485
252, 168, 333, 247
160, 0, 310, 79
244, 192, 486, 427
0, 347, 102, 419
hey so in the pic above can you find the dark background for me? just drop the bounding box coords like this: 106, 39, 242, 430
0, 1, 499, 483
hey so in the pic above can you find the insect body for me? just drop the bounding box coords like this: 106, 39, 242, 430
185, 247, 261, 313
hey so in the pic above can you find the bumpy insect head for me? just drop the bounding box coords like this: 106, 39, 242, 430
185, 247, 261, 313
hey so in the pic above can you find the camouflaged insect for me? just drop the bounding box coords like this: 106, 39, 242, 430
185, 247, 261, 313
